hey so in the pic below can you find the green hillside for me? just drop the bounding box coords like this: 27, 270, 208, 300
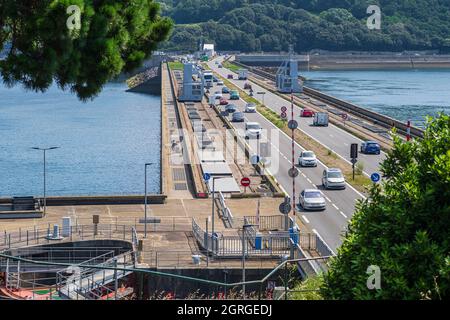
159, 0, 450, 52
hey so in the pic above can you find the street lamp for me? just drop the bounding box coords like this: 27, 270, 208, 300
144, 162, 154, 238
31, 147, 60, 215
242, 223, 258, 299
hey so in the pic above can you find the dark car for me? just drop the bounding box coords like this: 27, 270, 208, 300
225, 104, 237, 114
227, 74, 234, 79
232, 111, 245, 122
361, 141, 381, 155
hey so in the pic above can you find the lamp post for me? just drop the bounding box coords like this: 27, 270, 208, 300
31, 147, 60, 215
242, 223, 257, 299
144, 162, 154, 238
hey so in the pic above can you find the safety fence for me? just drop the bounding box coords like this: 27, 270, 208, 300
192, 218, 315, 259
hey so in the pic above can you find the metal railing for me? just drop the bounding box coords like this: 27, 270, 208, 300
56, 250, 135, 300
315, 232, 335, 258
0, 218, 191, 252
217, 192, 234, 227
191, 218, 316, 259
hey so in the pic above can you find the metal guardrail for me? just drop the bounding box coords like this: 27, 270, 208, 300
314, 232, 335, 258
233, 60, 424, 139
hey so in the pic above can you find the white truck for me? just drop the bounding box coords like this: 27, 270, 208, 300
238, 69, 248, 80
203, 71, 214, 88
313, 112, 329, 126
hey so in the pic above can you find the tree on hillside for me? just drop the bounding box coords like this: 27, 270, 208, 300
321, 114, 450, 299
0, 0, 173, 100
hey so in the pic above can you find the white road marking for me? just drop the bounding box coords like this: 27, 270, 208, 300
332, 203, 339, 210
340, 211, 348, 219
302, 215, 310, 224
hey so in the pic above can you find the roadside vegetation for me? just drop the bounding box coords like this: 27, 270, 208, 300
160, 0, 450, 53
290, 275, 324, 300
321, 114, 450, 299
167, 61, 184, 70
222, 61, 241, 73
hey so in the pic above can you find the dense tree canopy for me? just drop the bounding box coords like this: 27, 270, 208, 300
160, 0, 450, 53
0, 0, 172, 100
321, 114, 450, 299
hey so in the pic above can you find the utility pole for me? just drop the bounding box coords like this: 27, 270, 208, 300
144, 163, 153, 238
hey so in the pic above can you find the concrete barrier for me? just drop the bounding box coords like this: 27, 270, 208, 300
0, 195, 167, 206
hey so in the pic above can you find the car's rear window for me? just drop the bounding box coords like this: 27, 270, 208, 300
303, 152, 314, 158
305, 191, 322, 198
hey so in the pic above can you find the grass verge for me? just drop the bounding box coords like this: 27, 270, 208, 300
167, 61, 184, 70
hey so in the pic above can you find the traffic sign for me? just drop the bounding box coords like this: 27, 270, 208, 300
341, 113, 348, 120
241, 177, 251, 187
203, 173, 211, 181
281, 112, 287, 120
350, 143, 358, 159
371, 173, 381, 183
288, 167, 299, 178
279, 202, 292, 215
281, 106, 287, 113
288, 120, 298, 130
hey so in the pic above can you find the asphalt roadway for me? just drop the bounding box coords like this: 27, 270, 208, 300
205, 57, 386, 251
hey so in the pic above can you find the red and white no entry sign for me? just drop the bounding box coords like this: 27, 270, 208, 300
241, 177, 251, 187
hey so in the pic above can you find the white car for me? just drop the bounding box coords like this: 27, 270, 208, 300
245, 122, 262, 139
217, 80, 224, 86
298, 151, 317, 167
245, 103, 257, 113
299, 189, 326, 211
322, 168, 346, 190
214, 91, 223, 100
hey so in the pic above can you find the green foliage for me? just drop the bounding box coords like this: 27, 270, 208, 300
290, 275, 324, 300
321, 113, 450, 299
167, 61, 184, 70
159, 0, 450, 53
355, 161, 364, 175
0, 0, 173, 100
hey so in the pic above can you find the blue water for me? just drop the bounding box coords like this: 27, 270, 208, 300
303, 69, 450, 128
0, 82, 161, 197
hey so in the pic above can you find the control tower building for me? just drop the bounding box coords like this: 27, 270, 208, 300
276, 46, 303, 93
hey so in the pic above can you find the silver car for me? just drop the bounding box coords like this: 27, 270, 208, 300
322, 168, 346, 190
298, 151, 317, 167
245, 103, 257, 113
299, 189, 326, 211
